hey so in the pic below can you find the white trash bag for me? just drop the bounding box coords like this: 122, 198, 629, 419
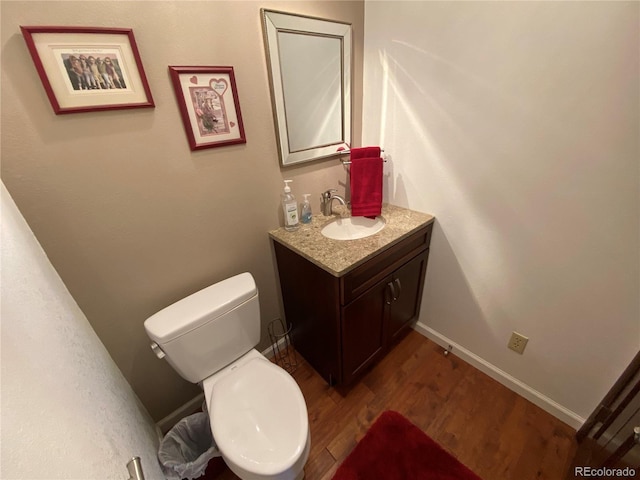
157, 412, 221, 480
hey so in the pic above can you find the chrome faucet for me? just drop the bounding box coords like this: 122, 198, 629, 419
321, 189, 347, 216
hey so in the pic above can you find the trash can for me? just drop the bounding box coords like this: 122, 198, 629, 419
158, 412, 221, 480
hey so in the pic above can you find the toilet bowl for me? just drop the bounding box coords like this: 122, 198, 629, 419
203, 349, 310, 480
144, 273, 310, 480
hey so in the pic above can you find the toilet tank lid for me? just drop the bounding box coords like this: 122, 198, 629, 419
144, 272, 257, 344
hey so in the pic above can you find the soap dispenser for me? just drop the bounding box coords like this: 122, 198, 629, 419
281, 180, 299, 231
301, 194, 312, 224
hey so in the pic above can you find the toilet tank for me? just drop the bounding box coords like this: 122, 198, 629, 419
144, 272, 260, 383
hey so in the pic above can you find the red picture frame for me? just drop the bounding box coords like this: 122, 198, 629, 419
169, 66, 246, 151
21, 26, 154, 114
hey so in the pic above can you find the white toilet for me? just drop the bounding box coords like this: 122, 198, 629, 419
144, 272, 310, 480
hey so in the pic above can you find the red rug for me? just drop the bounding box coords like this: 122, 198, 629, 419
333, 411, 483, 480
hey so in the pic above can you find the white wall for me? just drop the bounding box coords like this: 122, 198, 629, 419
1, 183, 164, 479
363, 1, 639, 426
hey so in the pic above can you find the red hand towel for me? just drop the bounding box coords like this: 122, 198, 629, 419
351, 146, 381, 160
350, 147, 383, 217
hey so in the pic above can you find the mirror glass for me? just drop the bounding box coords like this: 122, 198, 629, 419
262, 10, 352, 166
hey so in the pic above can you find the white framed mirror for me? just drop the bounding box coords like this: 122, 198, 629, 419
261, 9, 352, 167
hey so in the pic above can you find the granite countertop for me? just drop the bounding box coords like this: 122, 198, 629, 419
269, 204, 434, 277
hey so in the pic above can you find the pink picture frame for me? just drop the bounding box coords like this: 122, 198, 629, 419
21, 26, 154, 114
169, 66, 246, 151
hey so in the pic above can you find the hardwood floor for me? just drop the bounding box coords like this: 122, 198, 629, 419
215, 330, 578, 480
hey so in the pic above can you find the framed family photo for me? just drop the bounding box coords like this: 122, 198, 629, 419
21, 26, 154, 114
169, 66, 246, 150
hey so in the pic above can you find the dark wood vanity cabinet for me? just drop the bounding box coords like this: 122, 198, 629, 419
341, 248, 429, 384
272, 222, 433, 386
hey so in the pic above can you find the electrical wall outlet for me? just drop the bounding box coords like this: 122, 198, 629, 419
508, 331, 529, 354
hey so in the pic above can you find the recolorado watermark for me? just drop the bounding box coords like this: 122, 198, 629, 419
575, 466, 637, 477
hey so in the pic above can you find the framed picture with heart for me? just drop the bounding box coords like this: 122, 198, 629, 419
169, 66, 246, 150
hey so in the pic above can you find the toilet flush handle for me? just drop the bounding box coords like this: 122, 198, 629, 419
150, 342, 166, 359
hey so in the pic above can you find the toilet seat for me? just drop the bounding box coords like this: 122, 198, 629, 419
203, 351, 309, 478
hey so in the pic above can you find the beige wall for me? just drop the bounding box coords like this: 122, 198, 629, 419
1, 0, 364, 421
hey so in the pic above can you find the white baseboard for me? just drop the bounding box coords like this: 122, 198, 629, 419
157, 326, 585, 433
413, 321, 584, 430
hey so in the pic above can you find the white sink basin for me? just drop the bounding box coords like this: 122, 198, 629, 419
321, 216, 386, 240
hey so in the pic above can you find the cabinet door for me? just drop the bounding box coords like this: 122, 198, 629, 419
341, 279, 388, 384
388, 249, 429, 342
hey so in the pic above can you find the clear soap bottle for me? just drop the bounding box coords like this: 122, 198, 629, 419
282, 180, 299, 231
301, 194, 312, 224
